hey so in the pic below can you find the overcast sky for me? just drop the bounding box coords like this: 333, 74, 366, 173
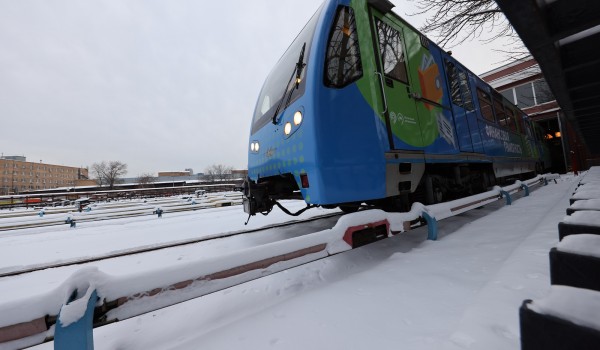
0, 0, 516, 177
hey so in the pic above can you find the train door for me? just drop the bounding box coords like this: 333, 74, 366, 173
369, 8, 422, 150
444, 58, 474, 152
443, 58, 483, 153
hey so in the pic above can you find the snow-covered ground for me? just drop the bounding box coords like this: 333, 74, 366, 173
0, 175, 582, 349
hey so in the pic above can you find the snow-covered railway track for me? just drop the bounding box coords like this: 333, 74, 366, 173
0, 176, 554, 349
0, 201, 241, 232
0, 212, 343, 278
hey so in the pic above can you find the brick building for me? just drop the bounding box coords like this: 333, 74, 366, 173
157, 171, 192, 177
481, 56, 587, 172
0, 156, 89, 195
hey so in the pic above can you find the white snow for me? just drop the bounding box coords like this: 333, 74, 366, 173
556, 234, 600, 258
571, 189, 600, 201
527, 285, 600, 331
569, 198, 600, 211
0, 174, 591, 350
562, 210, 600, 227
56, 280, 96, 327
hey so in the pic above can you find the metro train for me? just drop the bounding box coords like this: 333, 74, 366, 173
243, 0, 548, 218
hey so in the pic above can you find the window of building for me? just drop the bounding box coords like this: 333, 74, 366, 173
501, 89, 515, 104
324, 6, 363, 88
533, 79, 554, 104
515, 83, 535, 108
477, 89, 495, 122
376, 19, 408, 83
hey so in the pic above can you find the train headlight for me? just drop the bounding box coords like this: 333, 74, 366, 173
250, 143, 255, 152
293, 111, 303, 126
250, 141, 260, 153
284, 122, 292, 135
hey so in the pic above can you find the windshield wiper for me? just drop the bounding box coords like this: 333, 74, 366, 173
272, 42, 307, 125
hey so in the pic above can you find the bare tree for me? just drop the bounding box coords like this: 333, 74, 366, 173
205, 164, 233, 182
91, 161, 128, 189
409, 0, 528, 59
136, 173, 155, 188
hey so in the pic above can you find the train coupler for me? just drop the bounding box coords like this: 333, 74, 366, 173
243, 178, 274, 218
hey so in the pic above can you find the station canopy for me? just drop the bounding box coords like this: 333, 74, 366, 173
496, 0, 600, 155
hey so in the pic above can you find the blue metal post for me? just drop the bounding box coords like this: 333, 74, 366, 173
422, 211, 438, 241
55, 289, 97, 350
544, 177, 548, 186
521, 183, 530, 196
499, 190, 512, 205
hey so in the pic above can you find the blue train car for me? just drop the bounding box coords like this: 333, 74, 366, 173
244, 0, 545, 217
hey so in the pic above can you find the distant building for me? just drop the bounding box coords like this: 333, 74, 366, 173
0, 156, 89, 195
481, 56, 588, 172
231, 169, 248, 179
158, 171, 192, 177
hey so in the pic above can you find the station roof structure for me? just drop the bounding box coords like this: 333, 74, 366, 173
495, 0, 600, 155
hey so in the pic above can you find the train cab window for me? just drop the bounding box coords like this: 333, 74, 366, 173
376, 19, 408, 83
250, 3, 324, 134
477, 89, 495, 122
324, 6, 363, 88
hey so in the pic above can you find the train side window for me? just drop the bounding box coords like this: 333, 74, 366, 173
493, 95, 507, 128
515, 112, 526, 134
477, 88, 495, 122
376, 19, 408, 83
459, 71, 474, 111
445, 60, 463, 106
505, 106, 517, 132
525, 119, 534, 139
324, 6, 363, 88
534, 124, 544, 141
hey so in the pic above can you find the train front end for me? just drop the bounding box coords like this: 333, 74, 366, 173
244, 3, 330, 217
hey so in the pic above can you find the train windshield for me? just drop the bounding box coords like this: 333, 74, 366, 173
251, 4, 324, 134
